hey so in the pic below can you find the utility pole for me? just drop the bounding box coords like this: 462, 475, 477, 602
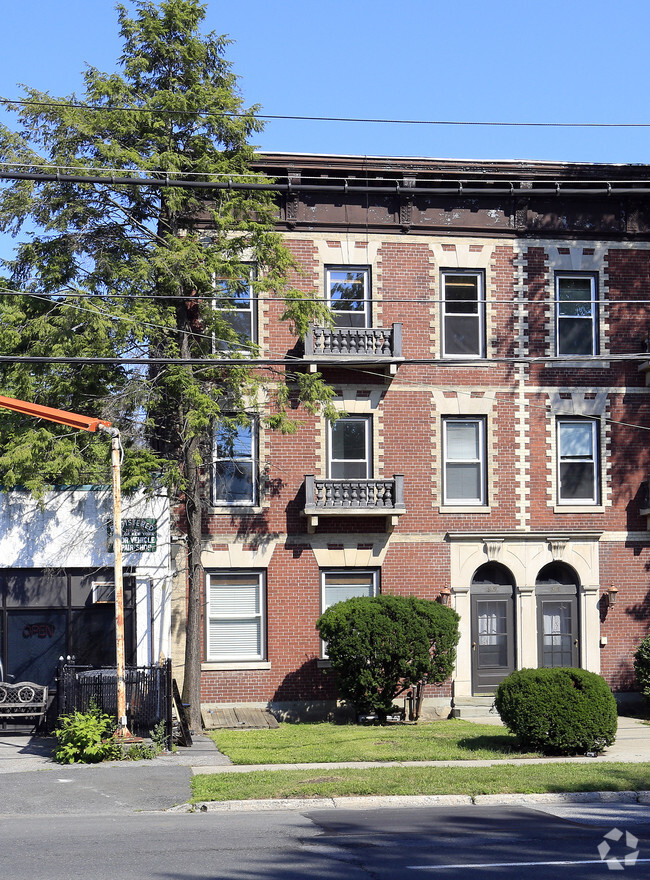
0, 395, 131, 736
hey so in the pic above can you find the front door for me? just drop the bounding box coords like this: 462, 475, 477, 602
471, 593, 515, 694
538, 596, 579, 668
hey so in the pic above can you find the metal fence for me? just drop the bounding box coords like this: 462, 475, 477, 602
57, 659, 173, 748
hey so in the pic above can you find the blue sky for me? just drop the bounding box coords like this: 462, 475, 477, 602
2, 0, 650, 166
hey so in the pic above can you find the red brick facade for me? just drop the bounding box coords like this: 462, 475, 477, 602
190, 155, 650, 715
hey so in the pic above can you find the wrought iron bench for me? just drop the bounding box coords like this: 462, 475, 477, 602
0, 682, 49, 721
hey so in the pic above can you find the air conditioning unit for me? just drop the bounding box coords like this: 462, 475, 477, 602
92, 581, 116, 603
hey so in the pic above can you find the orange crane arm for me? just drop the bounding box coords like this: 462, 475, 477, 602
0, 395, 112, 433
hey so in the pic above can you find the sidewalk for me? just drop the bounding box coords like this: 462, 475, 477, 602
0, 716, 648, 774
0, 730, 230, 774
0, 718, 647, 815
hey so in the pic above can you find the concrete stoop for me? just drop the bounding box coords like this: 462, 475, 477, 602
451, 696, 501, 722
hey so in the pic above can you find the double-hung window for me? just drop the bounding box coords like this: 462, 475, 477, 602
326, 267, 370, 328
206, 571, 265, 662
556, 274, 598, 356
328, 417, 372, 479
321, 570, 378, 657
557, 418, 599, 505
443, 418, 486, 506
213, 418, 257, 506
214, 272, 256, 349
442, 270, 485, 358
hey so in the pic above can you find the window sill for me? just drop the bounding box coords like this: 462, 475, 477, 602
545, 359, 610, 369
202, 661, 271, 671
439, 505, 491, 514
553, 505, 605, 514
208, 505, 264, 516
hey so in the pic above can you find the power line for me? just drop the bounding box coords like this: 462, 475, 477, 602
2, 98, 650, 128
2, 287, 650, 309
0, 352, 646, 366
1, 166, 650, 198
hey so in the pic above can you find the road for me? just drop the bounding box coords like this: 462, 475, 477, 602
3, 803, 650, 879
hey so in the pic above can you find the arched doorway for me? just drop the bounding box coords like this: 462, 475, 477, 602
471, 562, 515, 694
535, 562, 579, 668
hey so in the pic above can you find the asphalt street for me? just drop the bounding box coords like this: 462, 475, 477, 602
1, 720, 650, 878
1, 805, 649, 880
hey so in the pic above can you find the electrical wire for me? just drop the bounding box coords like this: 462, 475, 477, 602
1, 166, 649, 197
1, 98, 650, 128
1, 285, 649, 308
0, 352, 646, 366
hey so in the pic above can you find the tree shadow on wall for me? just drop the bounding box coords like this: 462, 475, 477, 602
272, 658, 340, 721
229, 476, 283, 545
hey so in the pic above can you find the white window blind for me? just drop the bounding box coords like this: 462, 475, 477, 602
207, 572, 265, 661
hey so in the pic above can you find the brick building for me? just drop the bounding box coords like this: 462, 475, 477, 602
172, 153, 650, 719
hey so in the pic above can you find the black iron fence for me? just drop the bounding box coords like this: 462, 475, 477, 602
57, 659, 173, 748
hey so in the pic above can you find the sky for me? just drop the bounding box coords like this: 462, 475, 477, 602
2, 0, 650, 167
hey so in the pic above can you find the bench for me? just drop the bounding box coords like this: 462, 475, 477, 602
0, 682, 49, 722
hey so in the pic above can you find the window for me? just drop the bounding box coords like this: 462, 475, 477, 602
321, 570, 378, 657
213, 419, 257, 506
557, 419, 599, 505
556, 274, 598, 356
214, 273, 256, 349
442, 271, 485, 358
443, 418, 486, 505
328, 417, 372, 479
326, 267, 370, 328
206, 571, 265, 662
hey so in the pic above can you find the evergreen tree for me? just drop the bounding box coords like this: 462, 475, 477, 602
0, 0, 333, 728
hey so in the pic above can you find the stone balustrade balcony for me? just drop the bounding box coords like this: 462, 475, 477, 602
303, 474, 405, 533
304, 323, 403, 374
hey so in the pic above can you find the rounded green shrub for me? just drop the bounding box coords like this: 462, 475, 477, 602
316, 594, 459, 721
494, 667, 617, 755
633, 634, 650, 700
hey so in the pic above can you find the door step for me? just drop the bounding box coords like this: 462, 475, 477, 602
451, 696, 501, 721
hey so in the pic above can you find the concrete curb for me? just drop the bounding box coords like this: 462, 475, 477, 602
183, 790, 650, 814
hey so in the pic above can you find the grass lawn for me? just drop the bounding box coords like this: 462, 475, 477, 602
191, 762, 650, 803
208, 719, 540, 764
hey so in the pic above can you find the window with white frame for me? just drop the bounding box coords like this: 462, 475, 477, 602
556, 274, 598, 356
214, 272, 256, 349
213, 418, 257, 505
206, 571, 265, 662
326, 267, 370, 328
321, 570, 379, 657
443, 418, 486, 505
442, 270, 485, 358
557, 418, 599, 505
328, 416, 372, 479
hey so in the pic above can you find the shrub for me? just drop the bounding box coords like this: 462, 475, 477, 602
316, 594, 459, 720
633, 634, 650, 700
494, 667, 617, 755
53, 704, 123, 764
124, 742, 158, 761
